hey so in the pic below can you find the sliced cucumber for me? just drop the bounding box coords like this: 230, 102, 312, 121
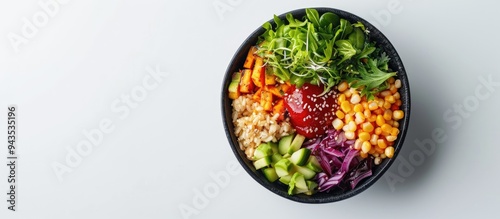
279, 175, 292, 184
271, 154, 283, 166
253, 156, 272, 170
307, 180, 318, 191
293, 187, 310, 195
274, 159, 293, 177
294, 174, 308, 190
290, 148, 311, 166
278, 134, 294, 155
289, 172, 307, 195
269, 142, 279, 154
305, 155, 323, 172
254, 133, 320, 196
253, 143, 273, 160
288, 134, 306, 154
262, 167, 279, 182
294, 165, 316, 180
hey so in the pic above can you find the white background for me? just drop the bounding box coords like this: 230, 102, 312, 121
1, 0, 499, 218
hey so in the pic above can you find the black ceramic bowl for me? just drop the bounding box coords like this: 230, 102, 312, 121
221, 8, 410, 203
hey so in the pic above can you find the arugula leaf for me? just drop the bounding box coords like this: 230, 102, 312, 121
306, 8, 320, 27
348, 58, 396, 99
335, 40, 356, 64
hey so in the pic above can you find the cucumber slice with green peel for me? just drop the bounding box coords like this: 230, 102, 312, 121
294, 165, 316, 180
271, 154, 283, 166
293, 187, 310, 195
289, 172, 307, 195
269, 142, 279, 154
275, 159, 293, 177
294, 174, 308, 190
279, 175, 292, 184
290, 148, 311, 166
253, 143, 273, 160
262, 167, 279, 182
278, 134, 294, 155
305, 156, 323, 172
307, 180, 318, 191
288, 134, 306, 154
253, 156, 272, 170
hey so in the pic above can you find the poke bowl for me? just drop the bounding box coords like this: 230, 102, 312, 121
221, 7, 410, 203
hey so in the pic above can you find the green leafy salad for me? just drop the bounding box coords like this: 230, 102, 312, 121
258, 8, 396, 99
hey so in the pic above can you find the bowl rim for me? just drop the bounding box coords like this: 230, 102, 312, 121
221, 7, 411, 203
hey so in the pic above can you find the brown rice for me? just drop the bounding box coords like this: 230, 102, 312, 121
232, 94, 294, 159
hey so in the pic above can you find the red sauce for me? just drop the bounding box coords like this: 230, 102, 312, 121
284, 83, 339, 138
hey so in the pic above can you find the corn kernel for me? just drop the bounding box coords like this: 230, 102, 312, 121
388, 77, 395, 84
377, 139, 387, 149
345, 113, 354, 123
353, 104, 364, 113
335, 110, 345, 119
341, 101, 352, 113
345, 131, 356, 140
373, 108, 384, 115
354, 139, 362, 150
370, 134, 379, 145
361, 141, 372, 153
374, 157, 382, 165
383, 101, 392, 109
344, 89, 352, 98
393, 121, 399, 128
390, 84, 397, 94
358, 132, 370, 141
338, 81, 348, 92
386, 135, 397, 142
385, 95, 396, 104
380, 90, 392, 97
393, 92, 400, 100
375, 147, 385, 154
380, 154, 387, 159
360, 152, 368, 159
338, 93, 346, 103
332, 118, 344, 130
377, 99, 384, 107
395, 79, 401, 88
363, 109, 372, 118
375, 127, 382, 135
383, 110, 392, 121
376, 115, 385, 126
350, 93, 361, 104
368, 114, 377, 122
355, 112, 365, 124
347, 121, 357, 132
381, 124, 393, 133
393, 110, 404, 120
390, 127, 399, 136
368, 101, 378, 111
362, 102, 369, 110
395, 99, 402, 107
357, 129, 364, 136
362, 122, 374, 133
385, 146, 395, 158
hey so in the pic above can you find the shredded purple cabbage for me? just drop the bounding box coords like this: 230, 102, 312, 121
311, 129, 373, 192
